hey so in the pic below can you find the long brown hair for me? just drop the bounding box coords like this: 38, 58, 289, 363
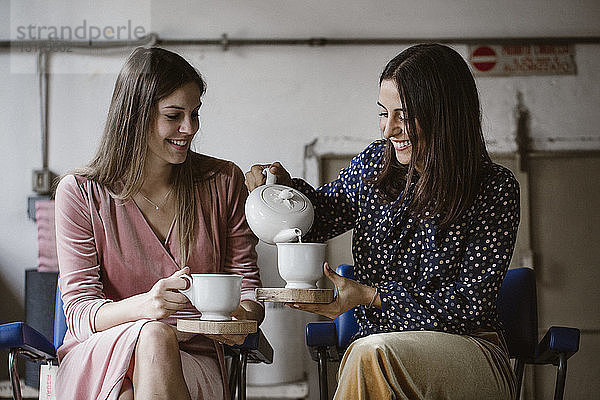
77, 47, 206, 265
371, 43, 491, 229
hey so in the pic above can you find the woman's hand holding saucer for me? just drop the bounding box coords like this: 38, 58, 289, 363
204, 300, 265, 346
287, 262, 377, 319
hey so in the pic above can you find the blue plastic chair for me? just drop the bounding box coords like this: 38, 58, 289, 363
306, 265, 580, 400
1, 281, 273, 400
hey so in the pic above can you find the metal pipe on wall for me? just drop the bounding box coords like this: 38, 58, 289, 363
1, 33, 600, 51
37, 51, 48, 169
158, 34, 600, 48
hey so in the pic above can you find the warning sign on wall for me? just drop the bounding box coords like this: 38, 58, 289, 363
468, 44, 576, 76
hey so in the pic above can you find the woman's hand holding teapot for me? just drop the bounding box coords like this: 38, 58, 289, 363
245, 162, 292, 191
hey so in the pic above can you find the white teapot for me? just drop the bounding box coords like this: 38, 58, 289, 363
245, 170, 314, 244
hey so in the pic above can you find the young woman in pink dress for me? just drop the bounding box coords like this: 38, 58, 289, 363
54, 47, 263, 400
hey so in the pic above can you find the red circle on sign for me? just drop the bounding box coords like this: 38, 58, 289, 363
471, 46, 497, 72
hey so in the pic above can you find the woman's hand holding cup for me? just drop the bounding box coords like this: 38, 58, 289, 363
143, 267, 191, 320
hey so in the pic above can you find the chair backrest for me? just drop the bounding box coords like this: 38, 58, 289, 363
334, 265, 539, 361
53, 281, 67, 350
497, 267, 538, 362
334, 264, 360, 349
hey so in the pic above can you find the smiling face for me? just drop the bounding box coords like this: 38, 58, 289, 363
378, 79, 412, 166
147, 81, 202, 169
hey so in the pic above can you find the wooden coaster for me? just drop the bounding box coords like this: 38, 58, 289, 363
255, 287, 334, 303
177, 319, 257, 335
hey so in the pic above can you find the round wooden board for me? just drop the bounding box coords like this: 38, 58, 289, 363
176, 319, 257, 334
255, 287, 334, 303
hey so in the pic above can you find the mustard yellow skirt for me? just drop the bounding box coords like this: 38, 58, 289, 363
334, 331, 516, 400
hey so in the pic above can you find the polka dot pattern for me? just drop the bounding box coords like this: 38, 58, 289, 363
293, 140, 520, 340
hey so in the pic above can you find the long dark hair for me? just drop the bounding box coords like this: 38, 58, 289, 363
371, 43, 491, 229
78, 47, 206, 266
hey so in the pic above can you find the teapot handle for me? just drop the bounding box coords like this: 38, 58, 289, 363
265, 168, 277, 185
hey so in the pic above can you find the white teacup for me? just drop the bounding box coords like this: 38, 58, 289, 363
276, 243, 327, 289
179, 273, 242, 320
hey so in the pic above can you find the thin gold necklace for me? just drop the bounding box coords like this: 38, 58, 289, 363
140, 187, 173, 211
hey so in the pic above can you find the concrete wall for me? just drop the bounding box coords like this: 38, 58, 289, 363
1, 0, 599, 395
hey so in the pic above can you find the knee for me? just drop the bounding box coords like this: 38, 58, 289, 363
136, 321, 179, 353
344, 334, 390, 365
350, 334, 392, 354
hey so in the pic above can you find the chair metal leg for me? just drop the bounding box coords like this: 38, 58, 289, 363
317, 347, 328, 400
8, 350, 23, 400
239, 351, 248, 400
554, 353, 567, 400
513, 358, 525, 400
229, 353, 240, 400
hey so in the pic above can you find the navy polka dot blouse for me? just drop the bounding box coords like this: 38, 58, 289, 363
292, 140, 520, 339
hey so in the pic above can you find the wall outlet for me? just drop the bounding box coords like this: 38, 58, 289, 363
32, 169, 56, 195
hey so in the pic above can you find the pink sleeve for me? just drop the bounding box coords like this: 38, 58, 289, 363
222, 165, 262, 304
55, 175, 112, 341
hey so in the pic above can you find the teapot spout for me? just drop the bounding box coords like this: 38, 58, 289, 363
273, 228, 302, 243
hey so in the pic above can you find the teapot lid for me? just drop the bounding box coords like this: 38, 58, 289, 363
259, 185, 310, 214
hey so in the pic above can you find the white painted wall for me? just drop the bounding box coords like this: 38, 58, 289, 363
1, 0, 599, 390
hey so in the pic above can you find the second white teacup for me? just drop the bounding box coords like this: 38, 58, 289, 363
179, 273, 242, 320
276, 242, 327, 289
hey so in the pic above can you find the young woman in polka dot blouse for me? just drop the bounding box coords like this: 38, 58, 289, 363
246, 43, 519, 399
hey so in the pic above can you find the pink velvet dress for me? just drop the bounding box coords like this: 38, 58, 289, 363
54, 153, 262, 400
